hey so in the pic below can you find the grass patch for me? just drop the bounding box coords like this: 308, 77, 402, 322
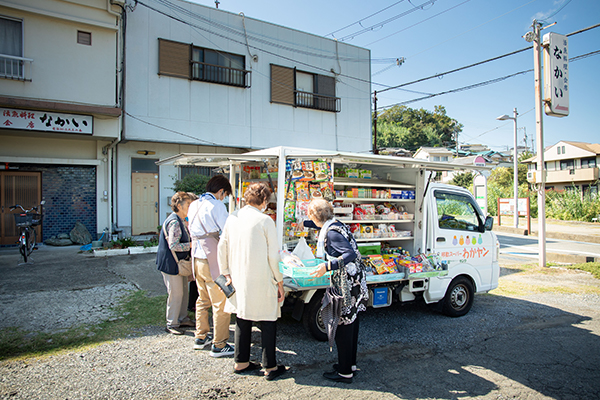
0, 291, 168, 361
564, 262, 600, 280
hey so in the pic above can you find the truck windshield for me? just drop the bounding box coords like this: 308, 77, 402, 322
435, 192, 480, 232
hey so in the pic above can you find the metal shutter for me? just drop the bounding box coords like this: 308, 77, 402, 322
317, 74, 336, 97
270, 64, 294, 105
158, 39, 191, 79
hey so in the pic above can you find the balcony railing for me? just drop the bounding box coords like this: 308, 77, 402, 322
543, 167, 599, 184
191, 61, 251, 88
295, 90, 340, 112
0, 54, 33, 81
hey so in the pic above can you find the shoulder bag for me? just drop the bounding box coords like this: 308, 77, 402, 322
162, 221, 193, 277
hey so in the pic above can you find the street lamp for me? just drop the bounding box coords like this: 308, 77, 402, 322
497, 108, 519, 229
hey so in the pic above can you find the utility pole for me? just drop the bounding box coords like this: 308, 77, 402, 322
373, 91, 378, 154
532, 19, 547, 268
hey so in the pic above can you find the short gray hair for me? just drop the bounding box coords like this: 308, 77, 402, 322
308, 198, 334, 224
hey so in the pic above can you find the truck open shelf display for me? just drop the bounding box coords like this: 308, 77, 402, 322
156, 146, 499, 341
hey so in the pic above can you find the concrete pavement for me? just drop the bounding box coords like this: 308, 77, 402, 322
493, 218, 600, 264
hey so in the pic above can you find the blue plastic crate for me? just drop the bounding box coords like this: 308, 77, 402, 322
279, 258, 331, 288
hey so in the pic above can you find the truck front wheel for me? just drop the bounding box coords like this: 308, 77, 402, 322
442, 277, 474, 317
302, 290, 327, 341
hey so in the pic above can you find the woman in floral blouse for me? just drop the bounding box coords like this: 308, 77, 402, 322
156, 191, 196, 335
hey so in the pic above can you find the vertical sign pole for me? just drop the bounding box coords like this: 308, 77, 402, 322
513, 107, 519, 229
533, 20, 547, 267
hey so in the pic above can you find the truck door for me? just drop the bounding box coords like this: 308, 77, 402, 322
431, 189, 494, 291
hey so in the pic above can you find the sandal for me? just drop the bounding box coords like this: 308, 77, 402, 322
265, 365, 287, 381
233, 362, 261, 374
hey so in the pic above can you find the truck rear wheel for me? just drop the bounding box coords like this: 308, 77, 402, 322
442, 276, 474, 317
302, 290, 327, 341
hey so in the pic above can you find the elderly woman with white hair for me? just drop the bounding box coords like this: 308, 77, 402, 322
304, 198, 368, 384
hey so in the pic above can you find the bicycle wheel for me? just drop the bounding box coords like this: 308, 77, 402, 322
27, 229, 36, 256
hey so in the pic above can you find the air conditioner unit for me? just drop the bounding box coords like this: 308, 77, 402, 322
527, 170, 546, 183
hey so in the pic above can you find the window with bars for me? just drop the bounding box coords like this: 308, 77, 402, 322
0, 16, 23, 79
270, 64, 340, 112
158, 38, 250, 88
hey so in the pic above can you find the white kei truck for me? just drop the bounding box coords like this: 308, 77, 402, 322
158, 146, 500, 341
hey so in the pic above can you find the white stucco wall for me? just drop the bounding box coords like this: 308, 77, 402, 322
125, 0, 371, 152
1, 0, 119, 108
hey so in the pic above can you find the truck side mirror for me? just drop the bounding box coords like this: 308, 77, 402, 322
484, 216, 494, 231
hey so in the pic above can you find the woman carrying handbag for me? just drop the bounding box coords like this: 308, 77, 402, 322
305, 198, 368, 384
156, 192, 195, 335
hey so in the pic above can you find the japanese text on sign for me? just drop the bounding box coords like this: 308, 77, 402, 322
1, 108, 93, 134
441, 247, 490, 260
543, 32, 569, 117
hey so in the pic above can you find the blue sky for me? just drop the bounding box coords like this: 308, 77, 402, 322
188, 0, 599, 152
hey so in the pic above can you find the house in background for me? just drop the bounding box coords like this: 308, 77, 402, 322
0, 0, 122, 244
413, 147, 454, 162
119, 0, 372, 235
523, 141, 599, 196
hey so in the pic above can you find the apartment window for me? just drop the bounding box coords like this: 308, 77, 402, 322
433, 156, 440, 161
557, 146, 561, 154
441, 156, 449, 162
192, 47, 246, 87
562, 146, 566, 154
77, 31, 92, 46
560, 160, 574, 170
270, 64, 340, 112
158, 38, 250, 88
581, 157, 597, 169
0, 16, 23, 78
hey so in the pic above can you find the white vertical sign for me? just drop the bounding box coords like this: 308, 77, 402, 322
543, 32, 569, 117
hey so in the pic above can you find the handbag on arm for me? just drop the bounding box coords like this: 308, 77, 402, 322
162, 222, 193, 277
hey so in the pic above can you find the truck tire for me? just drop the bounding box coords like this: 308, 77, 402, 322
302, 290, 327, 341
441, 276, 474, 317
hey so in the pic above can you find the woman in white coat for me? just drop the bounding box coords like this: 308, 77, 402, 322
217, 182, 287, 381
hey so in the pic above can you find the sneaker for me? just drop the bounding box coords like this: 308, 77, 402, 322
210, 343, 235, 358
165, 326, 184, 335
193, 333, 213, 350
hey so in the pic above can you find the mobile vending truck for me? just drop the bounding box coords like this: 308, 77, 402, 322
157, 146, 500, 341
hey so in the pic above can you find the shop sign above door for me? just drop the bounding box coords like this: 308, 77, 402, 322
1, 108, 93, 135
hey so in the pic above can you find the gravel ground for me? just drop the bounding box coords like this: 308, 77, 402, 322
0, 283, 136, 333
1, 258, 599, 399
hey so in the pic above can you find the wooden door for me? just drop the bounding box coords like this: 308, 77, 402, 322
131, 172, 158, 235
0, 171, 41, 245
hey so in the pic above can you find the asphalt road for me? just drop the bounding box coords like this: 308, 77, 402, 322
497, 232, 600, 264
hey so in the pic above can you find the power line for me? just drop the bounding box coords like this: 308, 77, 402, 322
365, 0, 472, 47
150, 0, 397, 63
337, 0, 437, 42
325, 0, 407, 38
126, 112, 223, 146
378, 48, 600, 109
376, 22, 600, 94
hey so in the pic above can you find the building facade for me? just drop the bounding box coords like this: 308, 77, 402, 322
524, 141, 599, 195
118, 0, 371, 235
0, 0, 122, 244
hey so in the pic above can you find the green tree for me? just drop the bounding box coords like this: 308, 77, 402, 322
375, 105, 462, 151
449, 172, 473, 188
171, 174, 210, 195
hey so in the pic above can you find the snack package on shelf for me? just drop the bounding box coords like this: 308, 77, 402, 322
286, 182, 296, 201
295, 182, 310, 201
320, 182, 335, 201
300, 161, 315, 181
360, 224, 374, 238
334, 167, 347, 178
313, 161, 330, 181
367, 255, 387, 275
310, 184, 323, 199
295, 201, 310, 220
291, 160, 303, 181
284, 201, 296, 222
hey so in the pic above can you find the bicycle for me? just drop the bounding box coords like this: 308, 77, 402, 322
10, 203, 43, 263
